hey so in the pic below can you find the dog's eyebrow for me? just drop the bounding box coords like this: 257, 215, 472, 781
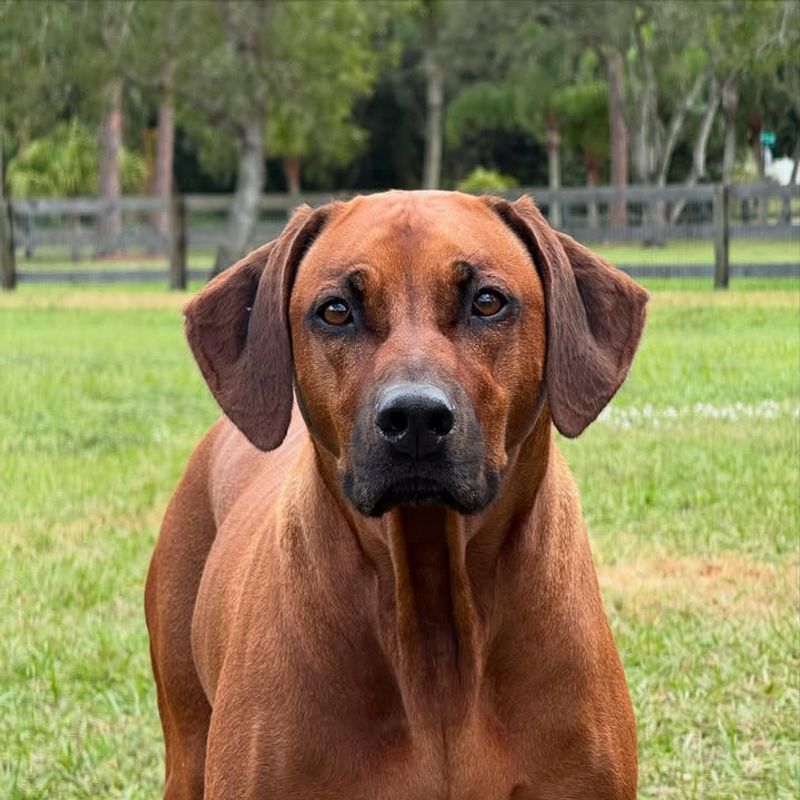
453, 260, 476, 283
346, 268, 367, 296
314, 266, 368, 297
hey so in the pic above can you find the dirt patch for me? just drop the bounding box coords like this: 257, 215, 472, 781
2, 504, 165, 549
599, 552, 799, 618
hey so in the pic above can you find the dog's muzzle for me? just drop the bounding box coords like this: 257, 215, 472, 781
343, 380, 500, 517
374, 383, 455, 460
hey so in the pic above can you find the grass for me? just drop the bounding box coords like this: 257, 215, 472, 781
593, 237, 799, 266
15, 250, 216, 273
1, 284, 798, 798
13, 236, 800, 273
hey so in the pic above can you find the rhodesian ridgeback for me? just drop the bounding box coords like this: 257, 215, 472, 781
145, 191, 648, 799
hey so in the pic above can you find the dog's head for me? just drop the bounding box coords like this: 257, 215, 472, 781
186, 191, 647, 517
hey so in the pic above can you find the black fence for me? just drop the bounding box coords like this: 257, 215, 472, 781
1, 183, 798, 290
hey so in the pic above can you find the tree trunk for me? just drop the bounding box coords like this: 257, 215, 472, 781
151, 65, 175, 245
630, 29, 661, 243
670, 78, 721, 224
422, 3, 443, 190
213, 115, 265, 275
605, 47, 628, 226
546, 114, 562, 228
691, 77, 720, 182
783, 138, 800, 222
585, 151, 600, 230
283, 156, 302, 201
657, 69, 709, 186
0, 123, 4, 199
1, 196, 15, 290
746, 113, 765, 179
645, 66, 709, 237
790, 138, 800, 185
746, 112, 768, 224
97, 78, 123, 256
631, 18, 657, 185
721, 72, 738, 184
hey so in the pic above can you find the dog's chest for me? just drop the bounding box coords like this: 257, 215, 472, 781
207, 687, 527, 799
197, 497, 629, 798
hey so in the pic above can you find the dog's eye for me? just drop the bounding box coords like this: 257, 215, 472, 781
472, 289, 506, 318
318, 299, 351, 326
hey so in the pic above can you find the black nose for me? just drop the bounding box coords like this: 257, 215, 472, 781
374, 383, 455, 459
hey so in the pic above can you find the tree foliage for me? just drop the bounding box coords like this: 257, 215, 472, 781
7, 120, 146, 197
456, 166, 517, 193
1, 0, 797, 198
265, 0, 391, 182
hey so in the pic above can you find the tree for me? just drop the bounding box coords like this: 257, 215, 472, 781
624, 2, 713, 187
542, 0, 636, 224
7, 119, 145, 260
420, 0, 446, 189
706, 0, 799, 183
552, 80, 608, 227
169, 0, 272, 272
57, 0, 141, 253
0, 1, 78, 196
124, 0, 180, 238
7, 120, 145, 197
445, 7, 577, 220
265, 1, 387, 198
170, 0, 393, 273
510, 18, 581, 225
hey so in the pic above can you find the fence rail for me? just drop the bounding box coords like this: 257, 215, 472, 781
1, 183, 798, 290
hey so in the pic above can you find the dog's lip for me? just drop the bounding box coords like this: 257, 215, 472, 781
382, 475, 452, 500
344, 457, 501, 518
383, 475, 448, 495
369, 476, 457, 516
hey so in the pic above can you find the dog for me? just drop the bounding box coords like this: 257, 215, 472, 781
145, 190, 648, 799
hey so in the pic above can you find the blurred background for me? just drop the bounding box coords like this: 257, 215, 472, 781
0, 0, 798, 285
0, 2, 798, 799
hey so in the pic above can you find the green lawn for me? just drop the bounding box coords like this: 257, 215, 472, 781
1, 285, 798, 798
594, 237, 799, 266
14, 249, 216, 272
13, 236, 800, 273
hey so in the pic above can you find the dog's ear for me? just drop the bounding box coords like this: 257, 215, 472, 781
184, 204, 331, 451
484, 194, 648, 437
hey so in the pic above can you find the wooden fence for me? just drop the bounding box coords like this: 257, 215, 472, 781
1, 183, 798, 291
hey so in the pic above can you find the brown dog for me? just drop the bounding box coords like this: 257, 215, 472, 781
145, 191, 647, 799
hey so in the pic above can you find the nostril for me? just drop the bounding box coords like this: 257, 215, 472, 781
381, 410, 408, 437
427, 409, 454, 437
374, 383, 456, 453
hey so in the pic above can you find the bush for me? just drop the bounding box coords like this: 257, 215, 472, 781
8, 120, 147, 197
456, 166, 518, 193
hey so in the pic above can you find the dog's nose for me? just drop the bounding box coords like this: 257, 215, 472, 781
374, 383, 455, 459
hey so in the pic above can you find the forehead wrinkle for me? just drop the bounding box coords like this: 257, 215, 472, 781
302, 199, 535, 304
307, 268, 366, 298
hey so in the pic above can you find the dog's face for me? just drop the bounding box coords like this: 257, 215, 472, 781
289, 193, 546, 516
185, 191, 647, 518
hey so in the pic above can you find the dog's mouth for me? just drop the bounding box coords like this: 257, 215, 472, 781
369, 476, 463, 517
343, 388, 500, 518
343, 465, 501, 518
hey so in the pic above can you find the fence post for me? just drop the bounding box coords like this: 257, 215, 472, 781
0, 197, 16, 291
713, 183, 730, 290
168, 194, 187, 291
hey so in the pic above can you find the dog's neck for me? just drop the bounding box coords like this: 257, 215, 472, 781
312, 412, 553, 723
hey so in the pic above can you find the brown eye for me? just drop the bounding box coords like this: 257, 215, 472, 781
472, 289, 506, 318
319, 299, 351, 326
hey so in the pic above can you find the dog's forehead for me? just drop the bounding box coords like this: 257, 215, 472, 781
296, 191, 535, 289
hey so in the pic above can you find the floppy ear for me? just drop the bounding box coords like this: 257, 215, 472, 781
184, 204, 331, 451
484, 194, 648, 437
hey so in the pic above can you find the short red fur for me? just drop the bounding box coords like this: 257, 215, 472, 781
146, 190, 647, 799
